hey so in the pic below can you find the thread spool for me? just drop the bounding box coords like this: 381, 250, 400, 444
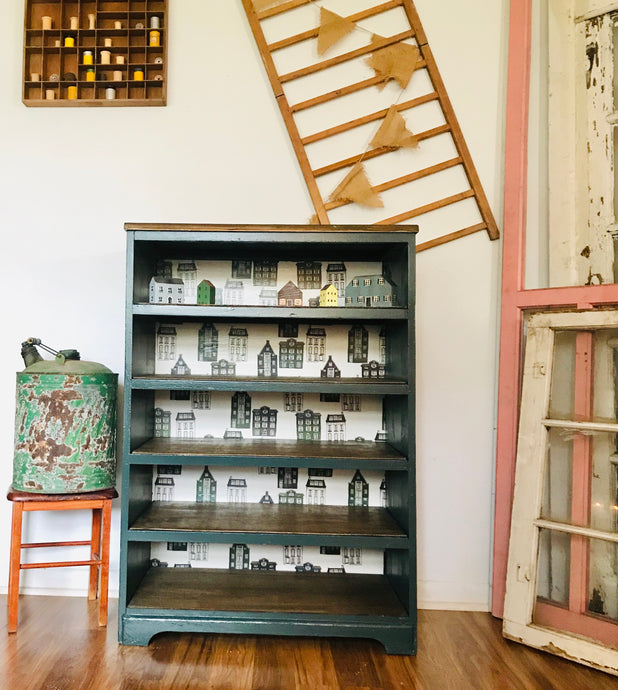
133, 68, 144, 81
86, 69, 95, 82
100, 50, 111, 65
30, 72, 40, 82
67, 85, 78, 99
88, 13, 95, 30
115, 55, 125, 65
114, 20, 122, 29
150, 16, 160, 29
104, 37, 113, 47
70, 16, 79, 30
54, 39, 61, 47
49, 73, 60, 81
41, 16, 52, 30
45, 89, 55, 100
64, 36, 75, 48
113, 70, 123, 81
105, 87, 116, 100
135, 22, 144, 29
149, 30, 160, 47
83, 50, 93, 65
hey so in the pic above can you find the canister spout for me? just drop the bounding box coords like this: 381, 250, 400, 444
20, 339, 43, 368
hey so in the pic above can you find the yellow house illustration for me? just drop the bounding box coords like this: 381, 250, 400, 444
319, 283, 338, 307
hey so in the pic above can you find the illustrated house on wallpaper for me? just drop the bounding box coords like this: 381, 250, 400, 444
232, 260, 252, 279
171, 354, 191, 376
326, 413, 346, 441
175, 411, 195, 438
342, 547, 362, 565
296, 409, 321, 441
283, 545, 303, 565
158, 465, 181, 475
279, 338, 304, 368
190, 543, 208, 561
155, 259, 172, 279
259, 288, 277, 306
278, 281, 303, 307
279, 489, 303, 505
362, 360, 385, 378
321, 356, 340, 378
196, 279, 216, 305
253, 259, 278, 286
306, 477, 326, 504
170, 390, 190, 401
341, 394, 361, 412
231, 391, 252, 428
349, 470, 369, 506
228, 327, 248, 362
379, 326, 387, 364
176, 261, 197, 302
345, 274, 395, 307
259, 491, 274, 504
192, 391, 210, 409
227, 477, 247, 503
196, 466, 217, 503
296, 261, 322, 289
284, 392, 303, 412
197, 322, 218, 361
306, 326, 326, 362
149, 276, 184, 304
326, 262, 346, 297
348, 324, 369, 362
154, 408, 171, 438
212, 359, 236, 376
229, 543, 250, 570
319, 283, 338, 307
380, 477, 387, 507
154, 475, 174, 501
157, 325, 177, 361
257, 341, 278, 377
278, 467, 298, 489
223, 279, 244, 305
251, 557, 276, 571
252, 405, 277, 437
224, 429, 243, 439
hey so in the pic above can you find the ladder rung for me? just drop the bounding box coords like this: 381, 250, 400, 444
21, 540, 92, 549
257, 0, 311, 20
416, 222, 488, 253
21, 559, 102, 570
279, 30, 414, 83
376, 189, 476, 225
268, 0, 404, 52
312, 123, 450, 177
325, 157, 463, 211
301, 92, 439, 145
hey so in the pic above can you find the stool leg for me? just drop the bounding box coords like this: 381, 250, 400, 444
98, 499, 112, 627
8, 503, 24, 633
89, 508, 102, 601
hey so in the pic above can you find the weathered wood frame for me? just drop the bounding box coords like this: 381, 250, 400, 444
241, 0, 498, 252
492, 0, 618, 618
503, 309, 618, 675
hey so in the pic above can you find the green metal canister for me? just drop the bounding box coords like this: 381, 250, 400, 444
13, 339, 118, 493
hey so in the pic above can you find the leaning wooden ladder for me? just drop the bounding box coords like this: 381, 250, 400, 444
242, 0, 499, 251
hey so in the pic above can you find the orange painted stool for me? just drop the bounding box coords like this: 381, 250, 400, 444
7, 486, 117, 632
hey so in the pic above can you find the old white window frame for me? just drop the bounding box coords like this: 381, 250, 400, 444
503, 309, 618, 674
548, 0, 618, 286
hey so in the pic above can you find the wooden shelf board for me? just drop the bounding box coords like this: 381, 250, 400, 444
129, 502, 408, 539
23, 98, 165, 107
131, 437, 407, 463
128, 567, 408, 617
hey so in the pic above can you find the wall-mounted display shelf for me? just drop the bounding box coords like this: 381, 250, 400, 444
119, 223, 417, 654
23, 0, 167, 106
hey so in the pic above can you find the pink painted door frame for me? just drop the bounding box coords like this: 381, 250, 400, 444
492, 0, 618, 617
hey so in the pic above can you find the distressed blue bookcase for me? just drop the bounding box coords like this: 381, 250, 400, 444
119, 223, 417, 654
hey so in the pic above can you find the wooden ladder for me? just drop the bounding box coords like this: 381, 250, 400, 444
242, 0, 499, 252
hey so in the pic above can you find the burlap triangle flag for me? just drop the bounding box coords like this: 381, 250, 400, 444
329, 163, 383, 208
366, 35, 420, 89
370, 105, 419, 149
317, 8, 356, 55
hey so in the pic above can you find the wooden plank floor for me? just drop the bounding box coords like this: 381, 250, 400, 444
1, 594, 616, 689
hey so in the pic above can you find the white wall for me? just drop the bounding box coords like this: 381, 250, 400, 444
0, 0, 507, 610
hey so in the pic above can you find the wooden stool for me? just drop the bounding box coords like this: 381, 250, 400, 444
7, 486, 117, 632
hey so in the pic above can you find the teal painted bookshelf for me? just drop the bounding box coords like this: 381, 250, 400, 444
119, 223, 417, 654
